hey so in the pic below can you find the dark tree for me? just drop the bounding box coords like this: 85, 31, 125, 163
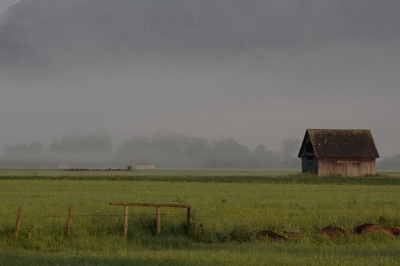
280, 137, 300, 166
2, 141, 46, 167
209, 138, 251, 167
50, 129, 112, 154
254, 144, 280, 167
116, 136, 151, 158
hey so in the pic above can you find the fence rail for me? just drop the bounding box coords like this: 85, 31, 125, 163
110, 202, 192, 236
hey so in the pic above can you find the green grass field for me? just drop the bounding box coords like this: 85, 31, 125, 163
1, 169, 400, 265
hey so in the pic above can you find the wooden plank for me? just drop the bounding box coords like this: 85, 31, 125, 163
14, 206, 22, 237
318, 157, 376, 176
156, 206, 161, 235
187, 207, 191, 225
66, 205, 73, 235
124, 205, 129, 236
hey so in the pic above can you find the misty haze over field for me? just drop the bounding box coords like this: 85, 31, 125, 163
0, 0, 399, 166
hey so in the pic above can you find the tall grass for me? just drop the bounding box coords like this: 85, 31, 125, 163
0, 169, 400, 265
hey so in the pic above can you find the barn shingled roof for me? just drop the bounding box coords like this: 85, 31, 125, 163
299, 129, 379, 158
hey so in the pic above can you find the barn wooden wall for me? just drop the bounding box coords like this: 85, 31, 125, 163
318, 158, 376, 177
134, 165, 156, 170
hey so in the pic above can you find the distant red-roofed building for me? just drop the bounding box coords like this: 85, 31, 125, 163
132, 158, 155, 170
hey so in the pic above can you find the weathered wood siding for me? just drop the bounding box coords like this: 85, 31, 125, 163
318, 158, 376, 177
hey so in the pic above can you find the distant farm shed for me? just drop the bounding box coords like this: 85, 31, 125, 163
132, 158, 155, 170
58, 163, 71, 169
298, 129, 379, 176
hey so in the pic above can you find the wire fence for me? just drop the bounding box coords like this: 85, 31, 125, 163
0, 205, 195, 238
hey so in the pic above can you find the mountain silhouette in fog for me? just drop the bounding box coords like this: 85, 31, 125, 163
1, 0, 399, 71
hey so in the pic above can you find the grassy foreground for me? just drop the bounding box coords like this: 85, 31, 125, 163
0, 169, 400, 265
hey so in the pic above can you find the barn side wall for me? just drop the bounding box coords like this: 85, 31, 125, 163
135, 165, 156, 170
317, 158, 376, 177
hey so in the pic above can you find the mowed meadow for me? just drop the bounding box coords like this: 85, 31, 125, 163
1, 169, 400, 265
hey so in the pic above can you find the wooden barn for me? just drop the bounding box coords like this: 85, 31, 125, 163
132, 158, 155, 170
58, 163, 71, 169
298, 129, 379, 177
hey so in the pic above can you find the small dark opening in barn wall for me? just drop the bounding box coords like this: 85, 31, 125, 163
305, 143, 313, 153
302, 156, 318, 174
299, 134, 318, 174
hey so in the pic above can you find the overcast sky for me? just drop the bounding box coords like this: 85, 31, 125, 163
1, 1, 399, 159
0, 0, 19, 14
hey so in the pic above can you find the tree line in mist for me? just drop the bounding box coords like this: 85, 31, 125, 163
378, 155, 400, 169
0, 129, 301, 169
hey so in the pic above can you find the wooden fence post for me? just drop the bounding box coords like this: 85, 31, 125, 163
110, 202, 192, 236
187, 207, 191, 226
14, 206, 22, 237
124, 205, 129, 236
191, 222, 197, 239
66, 205, 73, 235
156, 206, 161, 235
